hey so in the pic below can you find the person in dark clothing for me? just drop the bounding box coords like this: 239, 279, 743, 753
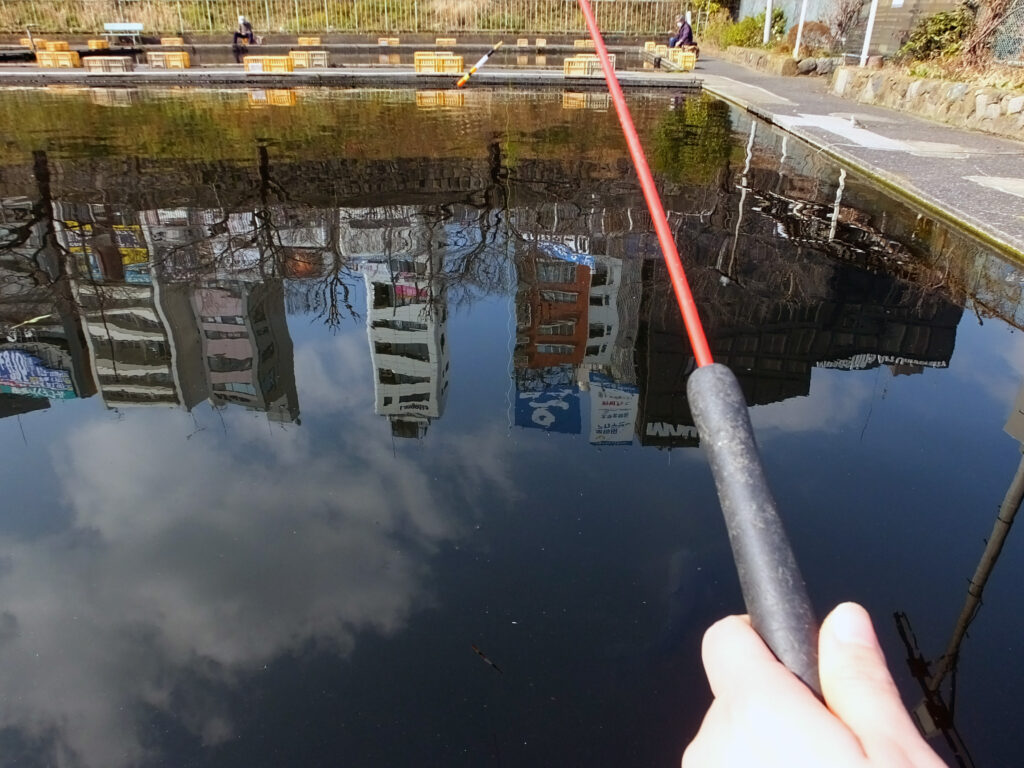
233, 15, 256, 63
233, 15, 255, 45
669, 14, 694, 48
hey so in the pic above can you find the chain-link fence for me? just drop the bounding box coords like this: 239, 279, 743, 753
994, 0, 1024, 65
0, 0, 683, 35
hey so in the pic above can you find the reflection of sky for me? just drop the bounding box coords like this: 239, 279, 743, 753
0, 314, 523, 766
1, 286, 1024, 766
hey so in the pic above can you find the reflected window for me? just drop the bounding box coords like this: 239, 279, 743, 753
213, 381, 257, 395
204, 329, 248, 340
541, 290, 578, 303
378, 368, 430, 385
399, 393, 430, 404
207, 355, 253, 372
374, 341, 430, 362
537, 343, 575, 354
372, 319, 428, 332
537, 260, 577, 284
539, 321, 576, 336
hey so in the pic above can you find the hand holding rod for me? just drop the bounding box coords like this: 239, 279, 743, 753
688, 363, 821, 695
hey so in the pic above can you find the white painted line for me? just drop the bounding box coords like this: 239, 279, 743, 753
965, 176, 1024, 200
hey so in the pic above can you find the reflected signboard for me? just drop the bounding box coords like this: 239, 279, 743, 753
589, 371, 638, 446
0, 350, 75, 399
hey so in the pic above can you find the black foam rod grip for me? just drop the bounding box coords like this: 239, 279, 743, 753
687, 363, 821, 695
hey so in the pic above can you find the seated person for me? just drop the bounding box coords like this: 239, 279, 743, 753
233, 15, 257, 63
669, 15, 693, 48
233, 15, 255, 46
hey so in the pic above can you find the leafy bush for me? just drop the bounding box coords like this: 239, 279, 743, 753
720, 9, 786, 47
896, 2, 975, 61
702, 7, 785, 49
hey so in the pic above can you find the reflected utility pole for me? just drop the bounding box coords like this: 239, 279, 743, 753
894, 385, 1024, 768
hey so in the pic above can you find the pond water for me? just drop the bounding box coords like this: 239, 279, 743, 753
0, 86, 1021, 768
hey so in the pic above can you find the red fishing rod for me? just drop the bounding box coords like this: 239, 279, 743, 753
575, 2, 820, 694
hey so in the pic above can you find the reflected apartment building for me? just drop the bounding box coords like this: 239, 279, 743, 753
349, 207, 450, 439
0, 197, 95, 416
46, 203, 301, 420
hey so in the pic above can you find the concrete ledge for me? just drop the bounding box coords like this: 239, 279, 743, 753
0, 65, 703, 90
831, 65, 1024, 142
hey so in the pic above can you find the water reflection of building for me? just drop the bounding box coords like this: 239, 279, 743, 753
357, 208, 449, 439
192, 280, 299, 423
0, 197, 95, 411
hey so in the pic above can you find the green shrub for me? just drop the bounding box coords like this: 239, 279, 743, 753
896, 2, 975, 61
722, 9, 786, 48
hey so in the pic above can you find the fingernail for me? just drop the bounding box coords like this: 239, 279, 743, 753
829, 602, 880, 649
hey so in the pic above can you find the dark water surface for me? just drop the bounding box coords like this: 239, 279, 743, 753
0, 86, 1021, 768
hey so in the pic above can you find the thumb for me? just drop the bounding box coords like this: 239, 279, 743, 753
819, 602, 944, 766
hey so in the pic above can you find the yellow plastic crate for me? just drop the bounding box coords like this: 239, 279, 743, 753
435, 37, 456, 46
535, 38, 546, 47
44, 41, 70, 51
416, 90, 465, 108
563, 92, 609, 110
297, 36, 321, 46
573, 39, 595, 49
414, 53, 462, 74
87, 39, 110, 50
377, 37, 400, 46
288, 50, 328, 68
147, 51, 190, 68
249, 89, 297, 106
379, 53, 400, 65
643, 41, 656, 51
654, 44, 668, 57
432, 54, 463, 73
516, 38, 529, 47
668, 49, 697, 70
563, 54, 613, 77
83, 56, 134, 72
20, 37, 45, 48
516, 54, 528, 66
160, 37, 184, 46
536, 54, 547, 66
243, 55, 294, 73
36, 51, 81, 68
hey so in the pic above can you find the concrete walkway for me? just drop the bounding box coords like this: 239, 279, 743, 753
697, 55, 1024, 260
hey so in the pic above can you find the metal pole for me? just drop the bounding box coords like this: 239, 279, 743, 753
265, 0, 271, 31
793, 0, 808, 59
762, 0, 773, 45
353, 0, 358, 32
829, 169, 846, 242
177, 0, 184, 33
205, 0, 213, 32
294, 0, 300, 31
860, 0, 879, 67
928, 449, 1024, 689
324, 0, 329, 30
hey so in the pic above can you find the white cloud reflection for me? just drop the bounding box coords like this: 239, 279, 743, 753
0, 334, 518, 767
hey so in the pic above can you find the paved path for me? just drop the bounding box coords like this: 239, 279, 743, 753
697, 56, 1024, 259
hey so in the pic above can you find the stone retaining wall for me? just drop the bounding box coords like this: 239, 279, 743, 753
831, 66, 1024, 142
714, 45, 843, 77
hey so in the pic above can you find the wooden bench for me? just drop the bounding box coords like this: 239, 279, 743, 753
102, 22, 144, 45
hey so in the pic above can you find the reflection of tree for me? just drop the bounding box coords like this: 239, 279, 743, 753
651, 95, 733, 186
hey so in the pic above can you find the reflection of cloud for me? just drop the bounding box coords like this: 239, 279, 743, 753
749, 369, 874, 433
0, 328, 520, 767
950, 325, 1024, 412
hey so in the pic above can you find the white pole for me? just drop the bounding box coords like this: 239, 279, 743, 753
860, 0, 880, 67
793, 0, 808, 59
762, 0, 773, 45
